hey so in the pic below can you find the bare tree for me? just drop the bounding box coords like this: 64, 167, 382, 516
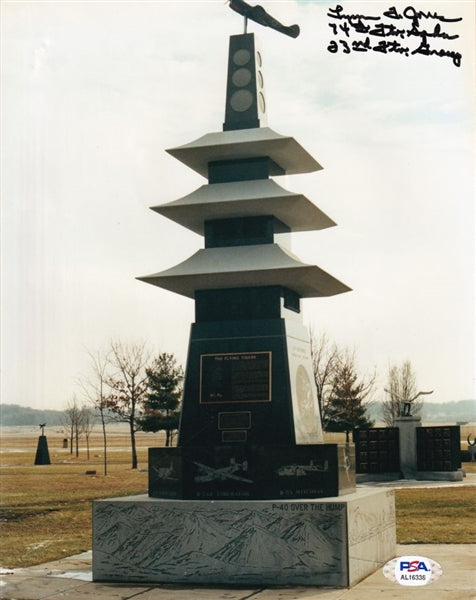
107, 340, 151, 469
309, 329, 341, 424
81, 405, 94, 461
78, 349, 112, 475
62, 407, 74, 455
63, 396, 83, 457
383, 360, 433, 424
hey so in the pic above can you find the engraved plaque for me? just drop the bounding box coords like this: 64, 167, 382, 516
353, 428, 400, 473
222, 430, 247, 442
218, 411, 251, 430
200, 352, 271, 404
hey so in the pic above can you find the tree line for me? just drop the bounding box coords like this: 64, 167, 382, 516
60, 332, 431, 473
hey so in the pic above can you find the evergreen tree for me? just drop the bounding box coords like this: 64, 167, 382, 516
325, 357, 374, 441
140, 353, 183, 446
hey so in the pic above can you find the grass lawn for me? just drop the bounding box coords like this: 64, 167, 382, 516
1, 428, 475, 568
395, 484, 476, 543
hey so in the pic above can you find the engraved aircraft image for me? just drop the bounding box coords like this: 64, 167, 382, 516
152, 462, 179, 481
276, 459, 329, 477
194, 458, 253, 483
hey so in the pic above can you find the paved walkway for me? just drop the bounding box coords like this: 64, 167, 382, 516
1, 544, 474, 599
2, 477, 475, 599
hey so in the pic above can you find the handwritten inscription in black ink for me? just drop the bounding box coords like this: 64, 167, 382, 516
327, 4, 463, 67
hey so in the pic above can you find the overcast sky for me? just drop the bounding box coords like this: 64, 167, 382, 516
2, 0, 475, 411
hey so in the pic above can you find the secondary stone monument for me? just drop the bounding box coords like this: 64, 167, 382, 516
34, 423, 50, 465
93, 2, 396, 586
354, 397, 463, 482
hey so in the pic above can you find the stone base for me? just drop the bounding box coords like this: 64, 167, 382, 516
92, 488, 395, 587
356, 472, 401, 483
416, 470, 464, 481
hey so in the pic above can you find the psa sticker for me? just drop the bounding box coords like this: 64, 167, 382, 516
383, 555, 443, 586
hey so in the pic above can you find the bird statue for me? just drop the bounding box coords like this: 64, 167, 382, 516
228, 0, 300, 38
384, 389, 434, 417
39, 423, 46, 435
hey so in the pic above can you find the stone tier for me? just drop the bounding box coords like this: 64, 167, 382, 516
166, 126, 322, 178
151, 179, 336, 235
137, 243, 351, 299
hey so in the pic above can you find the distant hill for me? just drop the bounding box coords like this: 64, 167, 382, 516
0, 404, 66, 426
2, 400, 475, 427
367, 399, 476, 424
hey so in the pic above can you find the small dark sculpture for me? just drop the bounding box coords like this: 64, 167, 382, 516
229, 0, 300, 38
39, 423, 46, 436
401, 391, 433, 416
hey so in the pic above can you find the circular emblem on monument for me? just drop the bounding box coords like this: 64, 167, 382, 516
296, 364, 316, 432
233, 49, 251, 66
232, 68, 252, 87
230, 89, 253, 112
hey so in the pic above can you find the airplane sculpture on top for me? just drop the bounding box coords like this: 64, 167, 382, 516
228, 0, 300, 38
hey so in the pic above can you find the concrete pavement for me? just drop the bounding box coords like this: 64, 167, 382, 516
1, 544, 475, 599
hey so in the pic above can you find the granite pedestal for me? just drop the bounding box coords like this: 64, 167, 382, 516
34, 435, 51, 465
92, 487, 395, 587
395, 416, 420, 477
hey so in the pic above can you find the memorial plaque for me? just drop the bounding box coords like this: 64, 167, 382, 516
200, 351, 271, 404
416, 425, 461, 471
353, 428, 400, 474
222, 430, 247, 442
218, 411, 251, 430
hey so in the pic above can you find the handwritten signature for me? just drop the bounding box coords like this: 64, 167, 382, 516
327, 4, 463, 67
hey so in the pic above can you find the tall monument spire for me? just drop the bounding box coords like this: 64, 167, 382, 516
224, 33, 266, 131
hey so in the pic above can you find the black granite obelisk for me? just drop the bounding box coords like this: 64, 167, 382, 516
141, 33, 354, 500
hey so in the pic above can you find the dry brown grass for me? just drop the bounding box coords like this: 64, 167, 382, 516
395, 485, 476, 543
1, 427, 475, 568
0, 427, 158, 568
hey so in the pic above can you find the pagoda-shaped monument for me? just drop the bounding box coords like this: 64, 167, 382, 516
141, 22, 354, 503
93, 4, 396, 586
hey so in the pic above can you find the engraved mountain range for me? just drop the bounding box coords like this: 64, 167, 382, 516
94, 502, 345, 580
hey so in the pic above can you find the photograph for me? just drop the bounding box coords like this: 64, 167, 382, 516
1, 1, 475, 597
